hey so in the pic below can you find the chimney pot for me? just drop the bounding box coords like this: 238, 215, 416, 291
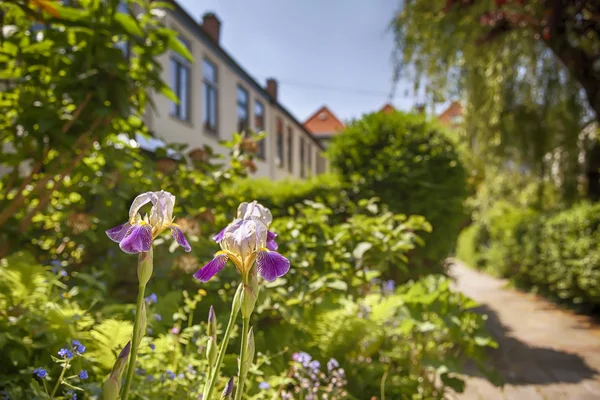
202, 12, 221, 43
266, 78, 278, 101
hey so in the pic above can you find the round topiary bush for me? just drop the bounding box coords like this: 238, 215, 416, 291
328, 110, 468, 276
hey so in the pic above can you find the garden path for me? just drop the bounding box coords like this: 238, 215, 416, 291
450, 260, 600, 400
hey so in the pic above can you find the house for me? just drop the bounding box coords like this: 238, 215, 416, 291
438, 101, 463, 128
142, 2, 328, 180
303, 103, 398, 147
302, 106, 345, 149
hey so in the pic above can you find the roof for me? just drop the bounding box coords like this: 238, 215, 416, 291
303, 106, 345, 137
379, 103, 395, 114
165, 1, 325, 151
438, 101, 463, 127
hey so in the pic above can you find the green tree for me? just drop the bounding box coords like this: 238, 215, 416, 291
328, 110, 467, 275
0, 0, 191, 256
392, 0, 598, 201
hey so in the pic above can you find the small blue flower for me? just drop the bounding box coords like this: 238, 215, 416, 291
327, 358, 340, 371
147, 328, 153, 335
293, 351, 312, 367
149, 343, 156, 351
146, 375, 154, 382
155, 314, 162, 321
58, 348, 73, 359
136, 368, 146, 376
78, 370, 88, 380
72, 340, 85, 354
166, 370, 176, 380
258, 382, 270, 390
33, 368, 47, 378
65, 390, 77, 400
383, 279, 396, 293
177, 373, 184, 379
308, 360, 320, 371
145, 293, 158, 305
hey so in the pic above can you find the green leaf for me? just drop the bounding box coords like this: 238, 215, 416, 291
352, 242, 372, 259
114, 13, 143, 37
159, 84, 179, 103
325, 280, 348, 291
168, 35, 194, 62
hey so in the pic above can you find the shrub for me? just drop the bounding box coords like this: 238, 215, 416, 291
461, 202, 600, 312
328, 111, 468, 271
225, 173, 350, 219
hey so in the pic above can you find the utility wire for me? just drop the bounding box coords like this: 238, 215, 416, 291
255, 76, 408, 99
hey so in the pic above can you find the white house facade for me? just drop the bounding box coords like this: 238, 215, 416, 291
143, 1, 328, 180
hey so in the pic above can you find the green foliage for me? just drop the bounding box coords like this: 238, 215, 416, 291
461, 200, 600, 312
391, 0, 594, 200
328, 110, 468, 271
225, 173, 349, 219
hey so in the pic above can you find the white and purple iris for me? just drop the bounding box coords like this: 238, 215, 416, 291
193, 201, 289, 282
105, 190, 191, 254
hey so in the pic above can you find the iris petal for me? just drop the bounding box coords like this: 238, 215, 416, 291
193, 253, 228, 282
171, 226, 191, 252
266, 230, 278, 251
256, 249, 290, 281
119, 224, 153, 254
212, 227, 226, 243
106, 222, 131, 243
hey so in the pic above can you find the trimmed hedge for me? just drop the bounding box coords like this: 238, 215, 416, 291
458, 202, 600, 312
328, 110, 468, 270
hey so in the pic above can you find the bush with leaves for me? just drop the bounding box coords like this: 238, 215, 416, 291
328, 110, 468, 273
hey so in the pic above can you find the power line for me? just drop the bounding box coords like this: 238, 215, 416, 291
256, 77, 408, 99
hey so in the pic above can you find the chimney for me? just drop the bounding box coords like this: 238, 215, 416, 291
266, 78, 278, 101
202, 13, 221, 43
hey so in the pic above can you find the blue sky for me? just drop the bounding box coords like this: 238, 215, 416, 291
177, 0, 428, 123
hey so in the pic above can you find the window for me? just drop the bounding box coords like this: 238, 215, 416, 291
254, 100, 265, 158
287, 127, 293, 173
237, 86, 249, 134
169, 37, 191, 121
203, 59, 218, 135
300, 137, 305, 178
307, 145, 313, 176
275, 118, 284, 167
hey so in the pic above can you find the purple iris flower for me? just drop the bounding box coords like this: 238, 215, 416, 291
212, 201, 279, 251
195, 201, 289, 282
106, 191, 191, 254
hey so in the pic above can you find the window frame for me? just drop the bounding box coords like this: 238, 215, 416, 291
236, 85, 250, 135
276, 117, 284, 167
169, 35, 192, 122
202, 57, 219, 136
254, 100, 266, 159
287, 126, 293, 173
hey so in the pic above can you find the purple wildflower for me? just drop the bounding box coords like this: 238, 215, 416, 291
293, 352, 312, 368
155, 314, 162, 321
383, 279, 396, 293
308, 360, 321, 371
72, 340, 85, 354
33, 368, 47, 378
106, 191, 191, 254
145, 293, 158, 305
149, 343, 156, 351
58, 348, 73, 359
166, 370, 176, 380
258, 382, 270, 390
327, 358, 340, 371
195, 201, 289, 282
78, 370, 88, 380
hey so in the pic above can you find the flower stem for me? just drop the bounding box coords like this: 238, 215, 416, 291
121, 284, 146, 400
380, 364, 389, 400
50, 360, 70, 399
203, 297, 241, 399
234, 316, 251, 400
